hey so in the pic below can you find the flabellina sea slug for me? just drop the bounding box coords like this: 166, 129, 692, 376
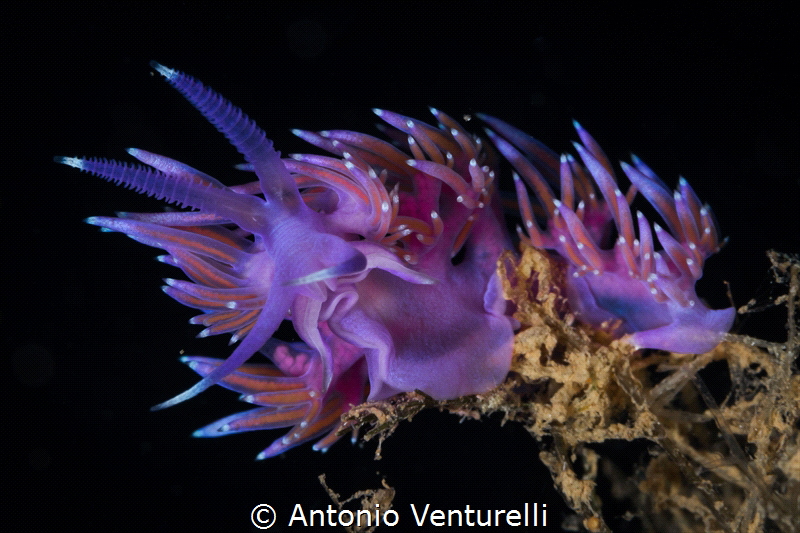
57, 63, 734, 457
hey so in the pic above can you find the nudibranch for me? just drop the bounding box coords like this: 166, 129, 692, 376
481, 115, 735, 354
59, 63, 736, 457
58, 63, 515, 458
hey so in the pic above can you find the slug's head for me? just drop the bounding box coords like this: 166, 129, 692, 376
58, 64, 515, 457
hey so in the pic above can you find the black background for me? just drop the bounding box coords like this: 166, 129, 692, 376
9, 2, 796, 531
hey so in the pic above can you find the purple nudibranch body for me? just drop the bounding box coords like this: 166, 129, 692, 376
481, 115, 735, 354
58, 63, 734, 457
